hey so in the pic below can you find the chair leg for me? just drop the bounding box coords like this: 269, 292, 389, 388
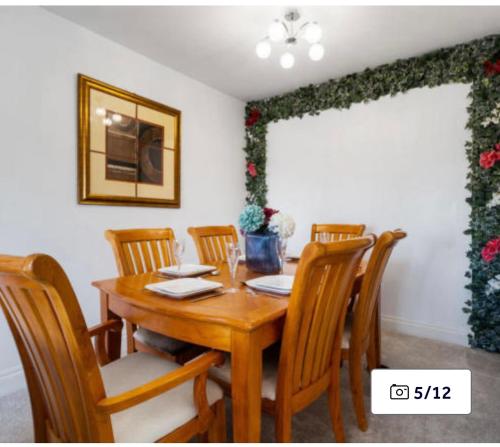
348, 350, 368, 431
126, 322, 137, 354
328, 368, 345, 443
206, 399, 226, 442
275, 408, 292, 442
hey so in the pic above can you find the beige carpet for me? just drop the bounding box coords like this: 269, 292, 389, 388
1, 331, 499, 442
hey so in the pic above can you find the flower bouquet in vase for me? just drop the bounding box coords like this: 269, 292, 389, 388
239, 205, 296, 274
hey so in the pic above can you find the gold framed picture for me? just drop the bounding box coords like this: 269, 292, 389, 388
78, 74, 181, 208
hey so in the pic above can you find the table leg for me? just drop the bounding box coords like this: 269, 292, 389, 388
231, 329, 263, 442
99, 291, 122, 361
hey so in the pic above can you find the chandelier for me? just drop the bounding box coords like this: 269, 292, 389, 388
255, 9, 324, 69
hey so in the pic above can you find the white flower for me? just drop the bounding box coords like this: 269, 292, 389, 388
481, 104, 500, 127
488, 191, 500, 208
486, 275, 500, 295
269, 212, 296, 239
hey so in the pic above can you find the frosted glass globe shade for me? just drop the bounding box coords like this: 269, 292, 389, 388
280, 52, 295, 69
256, 40, 271, 59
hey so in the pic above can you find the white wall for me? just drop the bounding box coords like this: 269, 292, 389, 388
267, 84, 471, 346
0, 7, 245, 395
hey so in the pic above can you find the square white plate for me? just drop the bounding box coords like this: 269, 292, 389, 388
158, 264, 217, 277
146, 278, 223, 299
245, 275, 294, 295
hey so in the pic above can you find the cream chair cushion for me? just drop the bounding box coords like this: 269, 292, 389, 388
101, 352, 223, 442
210, 344, 280, 401
134, 327, 190, 354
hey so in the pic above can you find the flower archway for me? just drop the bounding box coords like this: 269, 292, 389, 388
243, 35, 500, 351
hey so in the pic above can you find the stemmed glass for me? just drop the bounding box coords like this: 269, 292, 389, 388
278, 238, 288, 274
319, 232, 331, 243
225, 242, 241, 293
173, 239, 185, 274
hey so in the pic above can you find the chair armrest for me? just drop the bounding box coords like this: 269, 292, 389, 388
88, 320, 123, 366
88, 320, 123, 338
96, 350, 224, 415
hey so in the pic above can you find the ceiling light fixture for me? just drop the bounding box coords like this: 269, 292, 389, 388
255, 9, 324, 69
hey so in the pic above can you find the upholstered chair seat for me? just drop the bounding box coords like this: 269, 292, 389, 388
101, 352, 223, 443
133, 327, 190, 355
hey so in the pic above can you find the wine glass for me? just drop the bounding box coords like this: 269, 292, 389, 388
225, 242, 241, 293
173, 239, 185, 274
319, 232, 331, 243
278, 237, 288, 274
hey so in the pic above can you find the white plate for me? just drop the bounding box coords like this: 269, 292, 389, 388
146, 278, 223, 299
158, 264, 217, 277
245, 275, 294, 295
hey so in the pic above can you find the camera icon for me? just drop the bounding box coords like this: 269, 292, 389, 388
390, 384, 409, 400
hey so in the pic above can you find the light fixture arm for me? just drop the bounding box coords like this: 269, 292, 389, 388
296, 21, 311, 37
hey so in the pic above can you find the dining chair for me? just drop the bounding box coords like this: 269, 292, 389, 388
187, 225, 239, 264
105, 228, 203, 363
342, 229, 407, 431
311, 223, 366, 241
0, 253, 226, 443
209, 236, 375, 442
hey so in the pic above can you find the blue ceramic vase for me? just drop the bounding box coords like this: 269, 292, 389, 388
245, 231, 281, 274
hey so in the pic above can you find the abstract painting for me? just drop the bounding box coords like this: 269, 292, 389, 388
78, 74, 181, 207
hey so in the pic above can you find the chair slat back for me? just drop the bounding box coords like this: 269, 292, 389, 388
105, 228, 176, 275
311, 224, 366, 242
277, 236, 374, 400
351, 230, 406, 350
0, 254, 111, 442
188, 225, 239, 264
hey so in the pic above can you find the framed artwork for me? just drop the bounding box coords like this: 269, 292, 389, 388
78, 74, 181, 207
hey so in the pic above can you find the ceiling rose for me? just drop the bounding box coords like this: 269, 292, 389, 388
255, 8, 324, 69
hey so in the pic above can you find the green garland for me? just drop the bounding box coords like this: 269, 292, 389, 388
243, 34, 500, 352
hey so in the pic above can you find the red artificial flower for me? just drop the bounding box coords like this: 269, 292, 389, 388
481, 237, 500, 262
484, 59, 500, 76
479, 150, 500, 169
263, 207, 278, 225
495, 143, 500, 152
245, 108, 261, 127
247, 162, 257, 177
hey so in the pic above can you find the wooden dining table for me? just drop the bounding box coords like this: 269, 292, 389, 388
92, 260, 369, 442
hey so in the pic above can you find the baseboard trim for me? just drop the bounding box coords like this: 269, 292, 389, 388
381, 314, 468, 346
0, 365, 25, 397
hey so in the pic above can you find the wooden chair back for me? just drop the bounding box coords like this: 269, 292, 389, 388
311, 224, 366, 242
351, 230, 406, 352
0, 254, 111, 442
187, 225, 239, 264
105, 228, 176, 275
276, 236, 375, 409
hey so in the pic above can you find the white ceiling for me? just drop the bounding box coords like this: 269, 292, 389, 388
45, 6, 500, 101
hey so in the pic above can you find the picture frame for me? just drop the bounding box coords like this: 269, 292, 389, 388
78, 74, 181, 208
